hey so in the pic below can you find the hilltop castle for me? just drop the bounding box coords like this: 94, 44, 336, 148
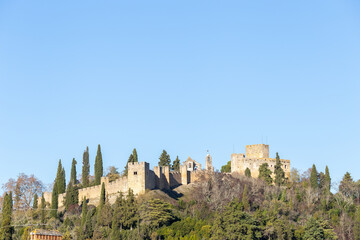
44, 144, 290, 208
231, 144, 291, 179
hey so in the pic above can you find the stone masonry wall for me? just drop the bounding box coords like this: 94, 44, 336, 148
245, 144, 269, 158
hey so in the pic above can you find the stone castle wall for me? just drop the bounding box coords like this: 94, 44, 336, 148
231, 144, 291, 179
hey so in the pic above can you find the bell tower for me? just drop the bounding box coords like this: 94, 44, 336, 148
205, 154, 214, 172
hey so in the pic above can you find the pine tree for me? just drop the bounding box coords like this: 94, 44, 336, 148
132, 148, 138, 162
242, 184, 249, 211
310, 164, 318, 189
94, 144, 103, 185
40, 194, 46, 225
245, 167, 251, 177
0, 192, 14, 240
81, 197, 88, 227
158, 150, 171, 167
82, 146, 90, 187
274, 152, 285, 186
324, 166, 331, 193
354, 206, 360, 240
32, 193, 38, 209
70, 158, 77, 184
50, 183, 58, 218
259, 163, 272, 185
172, 156, 180, 171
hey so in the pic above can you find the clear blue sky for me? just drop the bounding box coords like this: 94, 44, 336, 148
1, 0, 359, 190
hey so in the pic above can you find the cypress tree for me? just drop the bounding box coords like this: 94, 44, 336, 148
99, 182, 106, 210
50, 183, 58, 218
132, 148, 138, 162
242, 185, 249, 211
94, 144, 103, 185
245, 168, 251, 177
81, 197, 88, 227
324, 166, 331, 193
40, 194, 46, 225
259, 163, 273, 185
70, 158, 77, 184
158, 150, 171, 167
274, 152, 285, 186
32, 193, 38, 209
172, 156, 180, 171
0, 192, 14, 240
354, 206, 360, 240
82, 146, 90, 187
56, 160, 66, 194
310, 164, 318, 189
65, 181, 78, 210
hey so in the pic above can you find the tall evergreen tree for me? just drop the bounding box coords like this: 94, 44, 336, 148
32, 193, 38, 209
0, 192, 14, 240
65, 181, 78, 210
50, 183, 58, 218
324, 166, 331, 193
94, 144, 103, 185
132, 148, 138, 163
99, 182, 106, 210
70, 158, 77, 184
245, 168, 251, 177
274, 152, 285, 186
158, 150, 171, 167
81, 197, 88, 227
56, 160, 66, 194
172, 156, 180, 171
82, 146, 90, 187
310, 164, 318, 189
40, 194, 46, 225
259, 163, 272, 185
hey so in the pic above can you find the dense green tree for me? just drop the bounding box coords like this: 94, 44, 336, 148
354, 206, 360, 240
0, 192, 14, 240
274, 152, 285, 186
245, 167, 251, 177
172, 156, 180, 171
65, 181, 78, 210
82, 146, 90, 187
220, 161, 231, 173
32, 193, 38, 209
50, 183, 58, 218
310, 164, 319, 189
212, 198, 262, 239
132, 148, 138, 163
70, 158, 77, 184
303, 217, 337, 240
124, 149, 138, 176
81, 197, 88, 227
140, 198, 177, 229
159, 150, 171, 167
99, 182, 106, 210
339, 172, 354, 197
324, 166, 331, 193
56, 160, 66, 194
40, 194, 46, 225
259, 163, 272, 185
94, 144, 103, 185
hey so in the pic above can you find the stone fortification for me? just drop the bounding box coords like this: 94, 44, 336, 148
44, 155, 213, 209
231, 144, 290, 179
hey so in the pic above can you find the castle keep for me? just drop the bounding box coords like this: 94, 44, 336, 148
44, 144, 291, 208
231, 144, 291, 179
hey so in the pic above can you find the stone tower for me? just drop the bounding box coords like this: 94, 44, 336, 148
205, 154, 214, 172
